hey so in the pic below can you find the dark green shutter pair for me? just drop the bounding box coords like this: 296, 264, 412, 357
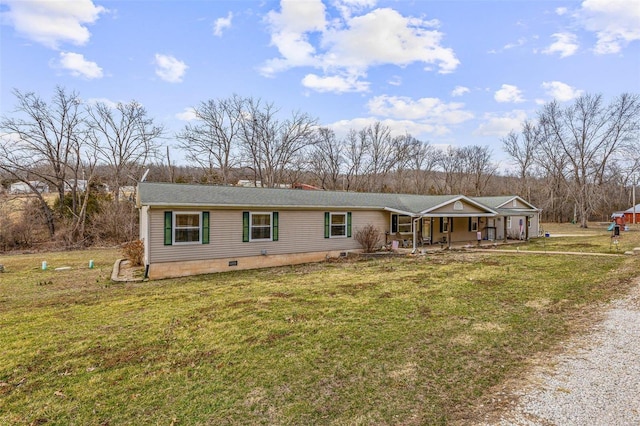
324, 212, 352, 238
164, 211, 209, 245
242, 212, 278, 242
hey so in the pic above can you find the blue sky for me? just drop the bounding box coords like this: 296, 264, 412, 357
1, 0, 639, 168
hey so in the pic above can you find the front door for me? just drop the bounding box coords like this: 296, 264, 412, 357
422, 218, 431, 244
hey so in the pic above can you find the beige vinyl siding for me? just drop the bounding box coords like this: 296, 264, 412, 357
430, 217, 479, 243
430, 201, 486, 215
506, 199, 531, 209
505, 214, 541, 238
148, 208, 387, 264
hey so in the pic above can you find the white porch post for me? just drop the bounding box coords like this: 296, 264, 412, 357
633, 175, 637, 225
412, 217, 420, 254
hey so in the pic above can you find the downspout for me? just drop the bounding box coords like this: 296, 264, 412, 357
412, 216, 421, 254
447, 217, 451, 249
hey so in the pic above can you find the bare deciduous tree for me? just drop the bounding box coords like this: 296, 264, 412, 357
460, 145, 497, 196
87, 100, 163, 199
176, 95, 244, 184
538, 93, 640, 227
308, 127, 344, 190
0, 87, 85, 237
238, 98, 318, 187
502, 120, 540, 201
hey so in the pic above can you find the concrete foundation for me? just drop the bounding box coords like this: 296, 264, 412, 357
147, 249, 360, 280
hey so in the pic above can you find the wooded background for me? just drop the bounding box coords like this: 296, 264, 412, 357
2, 88, 639, 250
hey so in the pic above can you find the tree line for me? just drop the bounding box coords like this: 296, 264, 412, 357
1, 87, 639, 250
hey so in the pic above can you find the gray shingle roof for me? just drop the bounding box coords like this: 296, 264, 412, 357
138, 182, 501, 215
136, 183, 546, 217
474, 196, 538, 212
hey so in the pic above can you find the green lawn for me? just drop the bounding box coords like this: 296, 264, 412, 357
502, 222, 640, 254
1, 240, 639, 424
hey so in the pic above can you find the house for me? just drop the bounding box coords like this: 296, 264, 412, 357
137, 182, 541, 279
474, 196, 541, 240
622, 204, 640, 224
10, 181, 49, 194
64, 179, 88, 192
611, 212, 626, 226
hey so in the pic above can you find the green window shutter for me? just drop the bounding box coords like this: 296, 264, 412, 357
324, 212, 330, 238
272, 212, 279, 241
439, 218, 443, 233
391, 214, 398, 233
242, 211, 250, 242
468, 217, 472, 232
164, 211, 172, 245
202, 212, 210, 244
347, 212, 352, 238
450, 218, 454, 232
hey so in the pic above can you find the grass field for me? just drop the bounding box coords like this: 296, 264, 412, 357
1, 227, 639, 424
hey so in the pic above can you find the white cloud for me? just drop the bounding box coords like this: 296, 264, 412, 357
388, 75, 402, 86
474, 110, 528, 137
556, 7, 568, 16
577, 0, 640, 54
176, 107, 198, 121
541, 81, 584, 102
329, 117, 450, 139
321, 8, 458, 73
302, 73, 369, 93
86, 97, 119, 108
542, 32, 579, 58
260, 0, 326, 75
213, 12, 233, 37
333, 0, 377, 19
327, 94, 474, 139
503, 37, 527, 50
261, 2, 459, 92
451, 86, 470, 97
494, 84, 524, 103
52, 52, 103, 79
1, 0, 106, 49
367, 95, 474, 124
154, 54, 188, 83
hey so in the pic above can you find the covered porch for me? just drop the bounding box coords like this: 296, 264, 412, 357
384, 196, 501, 252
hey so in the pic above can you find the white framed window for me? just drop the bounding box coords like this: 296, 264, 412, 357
469, 217, 478, 231
391, 214, 412, 233
250, 212, 272, 241
442, 217, 449, 232
330, 212, 347, 238
506, 216, 512, 229
174, 212, 201, 244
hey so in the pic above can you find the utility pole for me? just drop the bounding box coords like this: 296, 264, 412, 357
633, 174, 637, 225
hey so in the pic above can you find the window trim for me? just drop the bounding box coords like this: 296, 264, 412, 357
173, 211, 202, 245
329, 212, 348, 238
249, 212, 273, 242
506, 216, 512, 229
391, 213, 413, 234
469, 217, 478, 232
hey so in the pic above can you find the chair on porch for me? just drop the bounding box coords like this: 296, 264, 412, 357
395, 232, 411, 248
417, 230, 431, 246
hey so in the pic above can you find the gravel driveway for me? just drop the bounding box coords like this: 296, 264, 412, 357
478, 277, 640, 426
